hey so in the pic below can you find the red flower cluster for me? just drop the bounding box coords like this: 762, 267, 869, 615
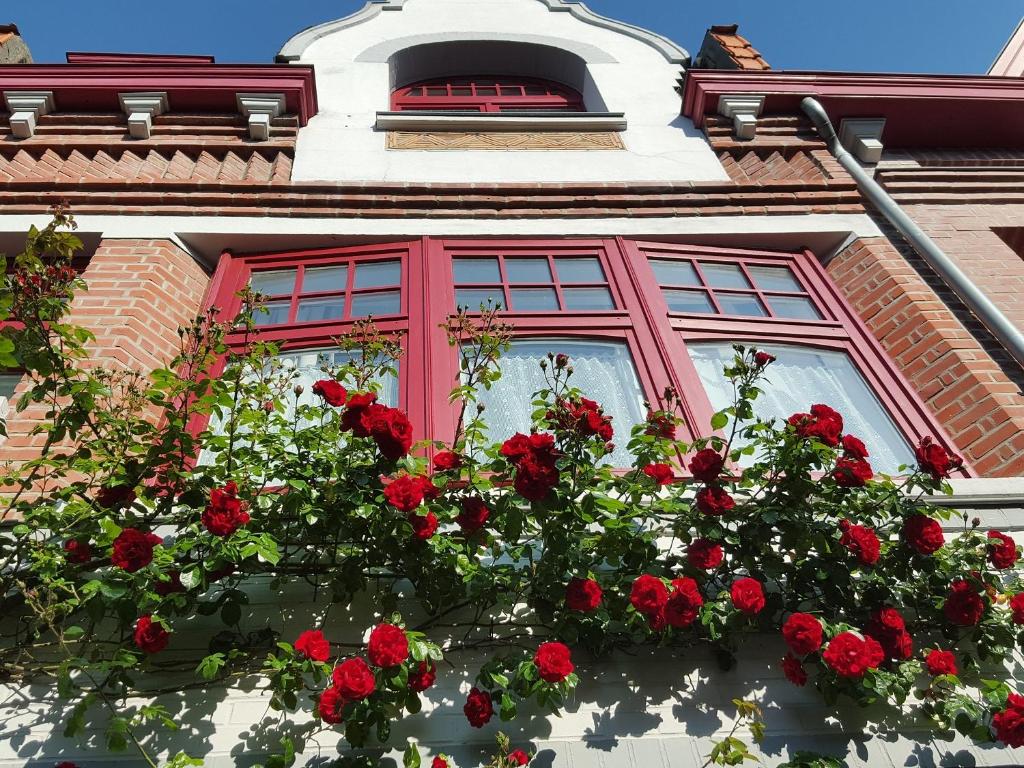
341, 391, 377, 434
408, 661, 436, 692
508, 749, 530, 766
133, 615, 169, 655
782, 653, 807, 686
782, 613, 823, 656
432, 757, 449, 768
944, 581, 985, 626
367, 623, 409, 668
202, 481, 250, 537
841, 435, 868, 460
822, 631, 884, 679
903, 514, 944, 555
642, 463, 673, 485
111, 528, 162, 572
865, 607, 913, 661
552, 397, 613, 441
95, 484, 136, 509
433, 449, 462, 471
730, 578, 765, 616
409, 511, 439, 540
788, 404, 843, 447
686, 538, 723, 570
838, 520, 881, 565
312, 379, 347, 407
993, 693, 1024, 748
565, 577, 603, 612
832, 456, 873, 487
695, 485, 734, 516
383, 474, 438, 512
318, 686, 346, 724
333, 657, 376, 700
360, 403, 414, 460
1011, 593, 1024, 625
988, 531, 1018, 569
689, 449, 725, 483
925, 649, 957, 677
501, 432, 560, 502
645, 410, 676, 440
295, 629, 331, 662
64, 539, 92, 565
664, 577, 703, 628
534, 641, 574, 683
914, 436, 963, 480
456, 496, 490, 534
630, 574, 668, 619
464, 687, 494, 728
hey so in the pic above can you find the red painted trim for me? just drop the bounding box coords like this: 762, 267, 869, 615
392, 76, 584, 113
66, 52, 217, 65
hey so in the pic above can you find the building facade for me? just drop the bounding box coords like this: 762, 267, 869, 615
1, 2, 1023, 766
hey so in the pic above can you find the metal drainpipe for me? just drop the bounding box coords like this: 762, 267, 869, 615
800, 96, 1024, 371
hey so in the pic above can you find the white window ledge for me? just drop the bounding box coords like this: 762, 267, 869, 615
374, 111, 627, 132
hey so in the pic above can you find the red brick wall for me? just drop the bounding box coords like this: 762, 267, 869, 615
827, 237, 1024, 477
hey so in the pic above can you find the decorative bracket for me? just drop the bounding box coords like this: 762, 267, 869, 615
717, 94, 764, 140
839, 118, 886, 164
3, 91, 55, 139
118, 92, 168, 139
237, 93, 285, 141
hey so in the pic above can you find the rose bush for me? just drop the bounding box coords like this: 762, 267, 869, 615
0, 213, 1022, 768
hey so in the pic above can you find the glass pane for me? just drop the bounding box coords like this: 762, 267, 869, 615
498, 85, 524, 96
456, 288, 505, 311
650, 259, 700, 287
505, 258, 552, 283
453, 258, 501, 284
250, 269, 296, 297
351, 291, 401, 317
427, 87, 447, 96
254, 300, 291, 326
301, 266, 347, 294
562, 287, 614, 311
768, 295, 822, 320
296, 297, 345, 323
700, 262, 750, 289
524, 85, 548, 95
472, 339, 645, 467
476, 86, 498, 95
406, 87, 422, 96
510, 288, 559, 312
354, 261, 401, 289
747, 264, 802, 292
663, 289, 716, 314
716, 293, 767, 317
555, 257, 605, 283
450, 86, 472, 96
689, 342, 912, 473
0, 373, 21, 400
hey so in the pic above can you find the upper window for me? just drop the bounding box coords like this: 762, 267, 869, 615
391, 77, 584, 113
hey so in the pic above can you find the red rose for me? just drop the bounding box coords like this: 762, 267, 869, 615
508, 749, 530, 766
665, 577, 703, 628
312, 379, 347, 407
341, 391, 378, 436
202, 481, 250, 537
730, 577, 765, 615
318, 685, 346, 724
553, 397, 613, 441
944, 580, 986, 626
838, 521, 881, 565
645, 411, 676, 440
903, 514, 944, 555
753, 351, 776, 368
361, 404, 414, 460
642, 463, 673, 485
513, 454, 559, 502
832, 457, 873, 487
154, 570, 186, 596
295, 629, 330, 662
534, 641, 574, 683
915, 436, 963, 480
456, 496, 490, 533
925, 649, 957, 677
432, 758, 449, 768
111, 528, 162, 572
64, 539, 92, 565
500, 433, 532, 461
333, 657, 376, 701
1011, 593, 1024, 625
695, 485, 734, 516
554, 353, 570, 368
409, 510, 438, 540
384, 474, 431, 512
988, 531, 1018, 569
689, 449, 725, 483
433, 450, 462, 471
865, 607, 913, 661
782, 653, 807, 686
133, 615, 169, 655
841, 435, 869, 460
408, 661, 436, 692
788, 404, 843, 447
95, 484, 136, 509
630, 574, 668, 617
464, 687, 494, 728
367, 623, 409, 668
782, 613, 823, 656
823, 631, 884, 678
993, 692, 1024, 747
686, 538, 723, 570
565, 577, 603, 612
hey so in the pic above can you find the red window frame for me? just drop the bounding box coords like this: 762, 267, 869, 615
390, 76, 584, 113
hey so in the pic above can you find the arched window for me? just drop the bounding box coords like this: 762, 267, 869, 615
391, 76, 584, 112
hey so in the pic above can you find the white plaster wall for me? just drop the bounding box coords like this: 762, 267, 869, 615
288, 0, 729, 184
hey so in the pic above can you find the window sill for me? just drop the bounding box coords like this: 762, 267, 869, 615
374, 111, 627, 132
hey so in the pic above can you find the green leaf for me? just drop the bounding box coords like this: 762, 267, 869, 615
403, 742, 421, 768
711, 411, 729, 430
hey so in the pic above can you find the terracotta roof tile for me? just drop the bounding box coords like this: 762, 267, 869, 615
0, 33, 13, 46
696, 24, 770, 71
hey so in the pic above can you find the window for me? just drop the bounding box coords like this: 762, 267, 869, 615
391, 77, 584, 113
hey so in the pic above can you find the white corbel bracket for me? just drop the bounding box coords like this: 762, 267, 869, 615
717, 94, 764, 140
839, 118, 886, 164
118, 92, 168, 140
3, 91, 55, 139
237, 93, 285, 141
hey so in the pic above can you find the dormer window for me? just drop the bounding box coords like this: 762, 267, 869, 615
391, 76, 584, 112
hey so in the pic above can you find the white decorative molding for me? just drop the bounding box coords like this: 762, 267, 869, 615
717, 94, 763, 140
118, 92, 168, 140
3, 91, 54, 139
277, 0, 408, 61
237, 93, 286, 141
375, 111, 626, 132
839, 117, 886, 164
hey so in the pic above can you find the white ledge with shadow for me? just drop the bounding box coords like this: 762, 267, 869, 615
374, 110, 627, 132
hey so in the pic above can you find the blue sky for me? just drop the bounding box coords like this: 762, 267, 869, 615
9, 0, 1021, 73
